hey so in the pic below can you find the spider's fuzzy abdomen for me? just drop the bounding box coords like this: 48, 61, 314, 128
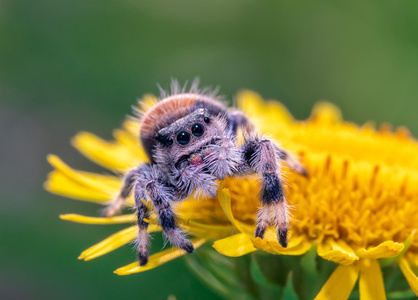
140, 93, 227, 161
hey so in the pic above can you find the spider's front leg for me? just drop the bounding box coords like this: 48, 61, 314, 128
242, 136, 289, 247
142, 172, 195, 261
102, 164, 153, 266
135, 165, 195, 265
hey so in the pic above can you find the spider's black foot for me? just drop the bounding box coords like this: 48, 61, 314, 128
139, 253, 149, 266
278, 227, 288, 248
182, 241, 194, 253
255, 224, 266, 239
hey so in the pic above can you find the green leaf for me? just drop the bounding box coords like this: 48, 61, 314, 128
300, 244, 318, 276
283, 272, 299, 300
387, 289, 416, 299
250, 256, 283, 292
185, 254, 238, 299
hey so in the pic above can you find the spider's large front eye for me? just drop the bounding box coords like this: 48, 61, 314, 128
177, 131, 190, 145
191, 123, 204, 137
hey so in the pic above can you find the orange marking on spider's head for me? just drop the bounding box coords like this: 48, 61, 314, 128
140, 94, 197, 140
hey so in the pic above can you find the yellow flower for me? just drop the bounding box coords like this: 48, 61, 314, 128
45, 91, 418, 299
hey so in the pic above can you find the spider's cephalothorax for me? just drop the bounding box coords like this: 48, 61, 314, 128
103, 83, 308, 266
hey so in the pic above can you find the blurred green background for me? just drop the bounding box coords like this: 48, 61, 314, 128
1, 0, 418, 299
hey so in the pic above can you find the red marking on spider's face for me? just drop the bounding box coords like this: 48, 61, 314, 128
189, 154, 203, 167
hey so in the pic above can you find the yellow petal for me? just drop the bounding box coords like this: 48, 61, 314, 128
314, 264, 359, 300
72, 131, 143, 171
113, 129, 148, 162
356, 241, 404, 259
252, 234, 312, 256
79, 226, 137, 261
237, 90, 265, 116
317, 239, 359, 265
398, 257, 418, 296
212, 233, 256, 257
45, 170, 111, 202
79, 224, 160, 261
60, 214, 136, 224
122, 118, 141, 136
181, 220, 232, 239
310, 102, 342, 125
380, 230, 416, 267
114, 238, 206, 275
253, 234, 312, 256
218, 188, 254, 235
265, 100, 294, 125
46, 154, 121, 200
236, 90, 295, 133
359, 259, 386, 300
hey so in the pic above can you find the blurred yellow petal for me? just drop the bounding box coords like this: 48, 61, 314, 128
356, 241, 404, 259
72, 132, 142, 171
237, 90, 265, 117
181, 220, 232, 239
113, 129, 148, 162
79, 224, 161, 261
114, 238, 206, 275
317, 239, 359, 266
45, 170, 111, 202
79, 226, 137, 261
60, 214, 136, 224
46, 154, 120, 196
213, 233, 256, 257
359, 259, 386, 300
218, 188, 254, 235
398, 257, 418, 296
252, 234, 312, 256
315, 264, 359, 300
122, 118, 140, 136
310, 102, 342, 126
265, 100, 294, 125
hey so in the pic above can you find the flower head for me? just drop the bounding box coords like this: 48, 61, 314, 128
45, 91, 418, 299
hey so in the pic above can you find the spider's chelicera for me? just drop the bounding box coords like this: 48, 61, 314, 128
103, 82, 307, 266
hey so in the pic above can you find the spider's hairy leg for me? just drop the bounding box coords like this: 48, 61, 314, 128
102, 167, 139, 217
242, 136, 289, 248
276, 146, 308, 177
144, 173, 194, 255
134, 182, 150, 266
226, 110, 254, 136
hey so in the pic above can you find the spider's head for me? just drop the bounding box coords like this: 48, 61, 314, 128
154, 108, 226, 165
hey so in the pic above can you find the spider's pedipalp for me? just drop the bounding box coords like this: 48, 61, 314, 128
203, 136, 241, 180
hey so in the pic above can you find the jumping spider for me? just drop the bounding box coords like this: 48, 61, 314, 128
103, 82, 307, 266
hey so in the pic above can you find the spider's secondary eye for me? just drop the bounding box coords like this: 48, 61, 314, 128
156, 134, 173, 146
204, 117, 210, 124
177, 131, 190, 145
191, 123, 204, 136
